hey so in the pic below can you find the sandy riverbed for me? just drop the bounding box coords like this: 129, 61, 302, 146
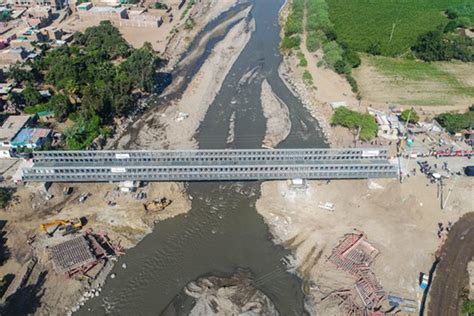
256, 168, 473, 314
118, 11, 255, 150
260, 79, 291, 148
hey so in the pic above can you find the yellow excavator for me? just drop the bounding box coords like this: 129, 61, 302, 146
40, 217, 85, 237
144, 197, 172, 212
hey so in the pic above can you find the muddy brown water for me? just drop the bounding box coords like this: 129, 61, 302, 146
80, 1, 326, 315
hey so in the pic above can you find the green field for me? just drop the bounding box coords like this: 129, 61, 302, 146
371, 57, 474, 97
326, 0, 470, 56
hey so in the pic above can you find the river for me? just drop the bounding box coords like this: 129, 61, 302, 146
80, 0, 326, 315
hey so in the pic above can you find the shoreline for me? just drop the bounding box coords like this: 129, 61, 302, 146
261, 79, 291, 148
70, 6, 254, 314
117, 10, 255, 150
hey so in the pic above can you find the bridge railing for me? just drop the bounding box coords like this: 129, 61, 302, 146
31, 148, 390, 166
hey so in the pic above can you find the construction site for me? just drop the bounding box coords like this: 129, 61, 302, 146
0, 181, 190, 314
256, 157, 473, 316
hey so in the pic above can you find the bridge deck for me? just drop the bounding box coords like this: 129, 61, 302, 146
22, 148, 399, 182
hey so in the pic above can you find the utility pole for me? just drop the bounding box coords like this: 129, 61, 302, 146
442, 176, 458, 210
439, 178, 445, 210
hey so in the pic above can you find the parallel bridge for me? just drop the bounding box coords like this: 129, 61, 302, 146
22, 148, 399, 182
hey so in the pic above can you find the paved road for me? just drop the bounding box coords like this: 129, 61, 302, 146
428, 212, 474, 316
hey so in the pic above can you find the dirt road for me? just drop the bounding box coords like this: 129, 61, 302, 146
428, 212, 474, 316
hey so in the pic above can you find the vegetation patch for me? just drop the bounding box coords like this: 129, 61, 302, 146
281, 0, 304, 50
369, 56, 474, 98
303, 70, 313, 84
304, 0, 361, 91
435, 111, 474, 134
462, 300, 474, 314
326, 0, 468, 56
331, 107, 378, 140
297, 51, 308, 67
0, 188, 15, 209
8, 21, 161, 149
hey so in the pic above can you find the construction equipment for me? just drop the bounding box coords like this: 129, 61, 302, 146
144, 198, 172, 212
40, 217, 85, 237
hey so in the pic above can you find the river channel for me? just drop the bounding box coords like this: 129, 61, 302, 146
81, 1, 326, 314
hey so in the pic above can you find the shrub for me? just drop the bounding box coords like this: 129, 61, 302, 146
306, 31, 321, 52
343, 49, 361, 68
400, 109, 420, 123
0, 188, 14, 209
334, 59, 348, 74
303, 70, 313, 83
154, 2, 168, 9
435, 111, 474, 134
323, 41, 343, 66
346, 74, 358, 93
367, 41, 381, 55
462, 300, 474, 314
331, 107, 378, 140
297, 51, 308, 67
282, 35, 301, 50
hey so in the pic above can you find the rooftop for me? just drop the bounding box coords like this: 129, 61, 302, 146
0, 115, 30, 142
89, 6, 126, 13
11, 127, 51, 146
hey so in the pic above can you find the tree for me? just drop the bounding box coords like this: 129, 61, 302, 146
331, 107, 378, 141
0, 188, 13, 209
75, 21, 130, 60
400, 109, 420, 123
121, 43, 160, 92
21, 85, 42, 107
367, 41, 381, 55
334, 59, 348, 74
411, 30, 448, 62
7, 64, 33, 83
435, 112, 474, 134
343, 49, 361, 68
48, 94, 72, 121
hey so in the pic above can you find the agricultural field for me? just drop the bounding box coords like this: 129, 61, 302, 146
326, 0, 470, 56
354, 55, 474, 107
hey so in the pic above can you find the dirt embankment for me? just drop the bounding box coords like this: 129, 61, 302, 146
118, 11, 255, 150
428, 213, 474, 316
0, 181, 191, 315
277, 1, 354, 147
256, 173, 473, 315
261, 79, 291, 148
164, 0, 241, 67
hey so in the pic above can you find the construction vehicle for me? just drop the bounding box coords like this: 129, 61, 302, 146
40, 217, 85, 237
144, 198, 172, 212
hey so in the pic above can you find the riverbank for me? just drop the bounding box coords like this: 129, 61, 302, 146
0, 2, 243, 313
277, 0, 355, 147
0, 181, 191, 314
256, 162, 473, 314
117, 9, 255, 149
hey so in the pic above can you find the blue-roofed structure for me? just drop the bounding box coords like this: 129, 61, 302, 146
11, 128, 51, 148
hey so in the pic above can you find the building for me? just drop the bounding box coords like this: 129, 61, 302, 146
11, 127, 51, 148
78, 6, 128, 20
77, 1, 92, 10
25, 6, 52, 27
125, 10, 163, 28
8, 0, 64, 9
0, 33, 17, 50
0, 114, 30, 148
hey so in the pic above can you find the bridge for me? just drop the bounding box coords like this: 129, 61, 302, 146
21, 148, 399, 182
